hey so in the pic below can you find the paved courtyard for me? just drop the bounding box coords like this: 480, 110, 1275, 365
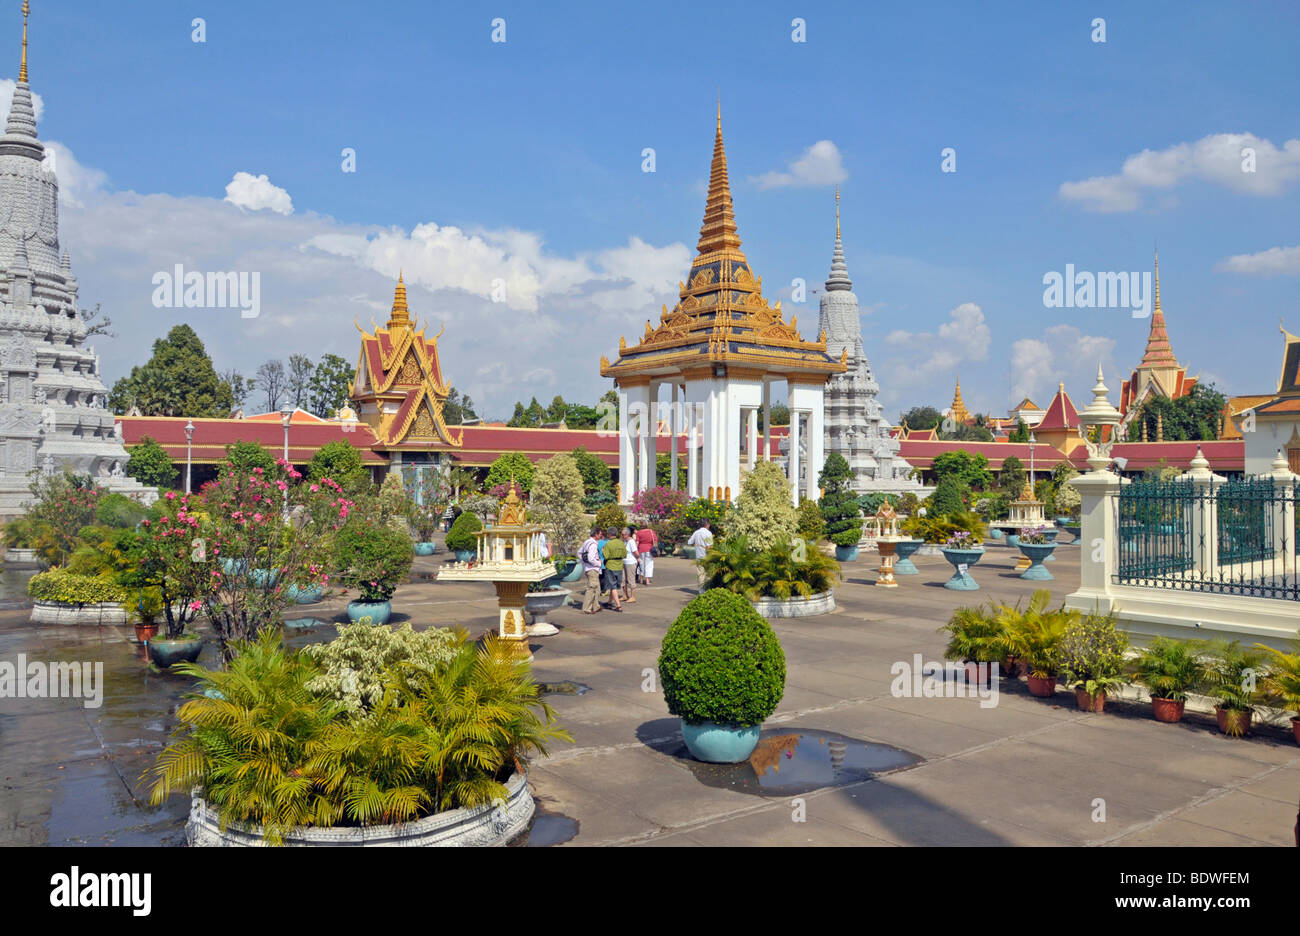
2, 540, 1298, 846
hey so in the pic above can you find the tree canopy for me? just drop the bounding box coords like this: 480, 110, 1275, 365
484, 452, 535, 492
108, 324, 233, 417
125, 436, 178, 489
898, 406, 942, 431
308, 354, 353, 417
1129, 383, 1228, 442
932, 450, 993, 491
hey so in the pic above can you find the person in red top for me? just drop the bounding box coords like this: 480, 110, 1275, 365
634, 525, 658, 585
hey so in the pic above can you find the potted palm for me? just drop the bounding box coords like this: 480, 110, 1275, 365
1057, 610, 1128, 712
1006, 591, 1076, 698
1256, 636, 1300, 745
940, 605, 1007, 687
658, 589, 786, 763
1130, 637, 1205, 723
1203, 640, 1266, 737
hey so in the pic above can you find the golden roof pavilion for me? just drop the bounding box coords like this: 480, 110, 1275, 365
600, 106, 846, 385
350, 275, 463, 449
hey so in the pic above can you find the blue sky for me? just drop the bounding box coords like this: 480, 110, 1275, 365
21, 0, 1300, 418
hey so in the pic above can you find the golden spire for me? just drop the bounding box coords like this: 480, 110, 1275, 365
950, 377, 971, 424
835, 186, 840, 239
386, 272, 411, 330
695, 102, 743, 257
19, 0, 29, 83
1140, 248, 1178, 368
1153, 249, 1160, 311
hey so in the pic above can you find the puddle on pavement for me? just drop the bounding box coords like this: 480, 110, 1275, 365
535, 681, 591, 697
0, 565, 37, 608
511, 807, 579, 846
683, 728, 921, 797
283, 617, 327, 632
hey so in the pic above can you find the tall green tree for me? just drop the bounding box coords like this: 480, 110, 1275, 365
998, 455, 1026, 494
546, 395, 568, 423
1132, 383, 1228, 441
257, 359, 287, 412
220, 369, 254, 411
818, 453, 862, 547
932, 450, 993, 491
287, 354, 315, 410
898, 406, 942, 431
571, 446, 612, 494
485, 452, 535, 492
309, 354, 353, 417
126, 436, 179, 489
108, 324, 233, 417
1007, 419, 1030, 443
443, 387, 477, 425
731, 460, 798, 550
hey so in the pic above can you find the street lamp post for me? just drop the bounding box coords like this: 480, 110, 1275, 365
184, 420, 194, 494
280, 403, 293, 516
1028, 432, 1036, 491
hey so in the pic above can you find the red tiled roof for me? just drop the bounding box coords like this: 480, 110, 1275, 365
1065, 440, 1244, 473
897, 440, 1074, 470
1035, 385, 1079, 432
117, 416, 388, 465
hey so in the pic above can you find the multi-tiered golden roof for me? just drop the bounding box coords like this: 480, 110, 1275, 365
600, 106, 846, 384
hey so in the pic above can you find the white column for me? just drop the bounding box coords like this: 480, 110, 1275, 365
747, 407, 758, 468
621, 383, 650, 503
670, 382, 680, 491
788, 406, 801, 507
807, 390, 825, 502
1063, 471, 1121, 615
617, 385, 632, 502
724, 387, 742, 502
762, 381, 771, 462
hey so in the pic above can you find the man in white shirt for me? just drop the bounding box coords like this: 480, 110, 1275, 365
686, 521, 713, 559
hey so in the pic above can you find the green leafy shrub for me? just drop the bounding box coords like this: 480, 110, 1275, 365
1202, 640, 1267, 714
666, 497, 732, 544
3, 514, 34, 549
974, 492, 1009, 522
304, 621, 461, 714
530, 454, 588, 556
308, 440, 373, 495
1130, 637, 1205, 702
1058, 611, 1128, 696
1002, 590, 1079, 678
796, 498, 826, 540
731, 460, 798, 550
333, 518, 415, 601
144, 629, 570, 845
125, 436, 178, 489
1256, 634, 1300, 717
857, 492, 898, 516
445, 510, 482, 552
903, 511, 987, 545
940, 604, 1010, 664
700, 535, 841, 600
582, 490, 616, 512
593, 502, 626, 532
484, 452, 535, 493
930, 476, 970, 516
818, 453, 862, 548
28, 569, 127, 605
96, 492, 149, 529
223, 440, 276, 475
658, 589, 786, 727
898, 492, 920, 515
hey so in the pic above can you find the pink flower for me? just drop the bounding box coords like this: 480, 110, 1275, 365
309, 484, 319, 493
189, 600, 202, 612
253, 513, 263, 522
164, 491, 177, 501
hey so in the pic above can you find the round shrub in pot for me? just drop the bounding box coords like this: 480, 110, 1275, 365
658, 589, 786, 763
444, 511, 482, 562
333, 518, 415, 625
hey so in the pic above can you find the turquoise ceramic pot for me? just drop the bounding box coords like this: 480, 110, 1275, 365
989, 528, 1004, 540
940, 547, 985, 591
286, 583, 322, 604
414, 542, 437, 556
834, 544, 859, 562
454, 549, 475, 563
560, 560, 583, 583
220, 558, 247, 576
681, 720, 761, 763
347, 600, 392, 625
1018, 543, 1057, 580
148, 635, 203, 668
1062, 524, 1081, 543
1041, 529, 1059, 561
1006, 534, 1020, 548
893, 538, 923, 575
249, 568, 278, 588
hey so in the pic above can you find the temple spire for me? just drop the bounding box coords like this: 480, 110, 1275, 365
1139, 249, 1178, 367
825, 187, 852, 292
386, 273, 411, 330
950, 377, 971, 424
19, 0, 27, 83
2, 0, 40, 152
695, 103, 743, 257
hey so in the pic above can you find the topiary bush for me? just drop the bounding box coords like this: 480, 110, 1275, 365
593, 502, 626, 532
658, 589, 786, 727
818, 453, 862, 547
304, 621, 462, 714
795, 498, 825, 540
333, 518, 415, 602
930, 475, 970, 517
445, 510, 483, 553
730, 460, 798, 550
28, 569, 127, 605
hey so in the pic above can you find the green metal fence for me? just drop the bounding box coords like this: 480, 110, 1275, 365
1114, 475, 1298, 601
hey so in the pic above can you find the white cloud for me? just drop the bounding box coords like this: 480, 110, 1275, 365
1216, 244, 1300, 276
224, 172, 294, 215
752, 140, 847, 189
54, 145, 689, 418
1007, 325, 1117, 406
43, 141, 107, 208
1059, 133, 1300, 212
0, 78, 44, 121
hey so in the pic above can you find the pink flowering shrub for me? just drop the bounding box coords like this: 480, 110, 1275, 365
138, 459, 354, 654
631, 486, 690, 522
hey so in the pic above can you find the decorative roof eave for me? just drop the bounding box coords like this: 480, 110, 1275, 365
601, 344, 846, 382
384, 385, 464, 448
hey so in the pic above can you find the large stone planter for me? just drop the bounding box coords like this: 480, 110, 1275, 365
893, 539, 924, 575
414, 542, 438, 556
750, 590, 836, 619
940, 547, 985, 590
30, 601, 128, 626
834, 544, 859, 562
187, 769, 534, 846
681, 720, 761, 763
4, 547, 40, 566
525, 587, 570, 636
1017, 542, 1057, 580
148, 634, 204, 668
347, 600, 392, 625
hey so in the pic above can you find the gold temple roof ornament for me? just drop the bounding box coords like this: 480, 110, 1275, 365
949, 378, 972, 424
601, 106, 846, 384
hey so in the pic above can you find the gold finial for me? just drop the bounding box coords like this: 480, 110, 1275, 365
835, 186, 840, 239
1153, 248, 1160, 310
716, 92, 721, 131
19, 0, 29, 84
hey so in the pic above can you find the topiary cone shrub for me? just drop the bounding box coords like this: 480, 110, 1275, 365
658, 589, 786, 728
818, 453, 863, 547
445, 511, 483, 553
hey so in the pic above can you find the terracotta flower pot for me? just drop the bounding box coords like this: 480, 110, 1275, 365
1291, 716, 1300, 746
1075, 688, 1106, 713
134, 622, 160, 644
1027, 673, 1057, 697
1151, 697, 1185, 723
1215, 706, 1252, 737
964, 661, 994, 687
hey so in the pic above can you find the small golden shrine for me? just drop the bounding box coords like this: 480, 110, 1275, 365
1008, 481, 1045, 527
436, 483, 552, 662
350, 274, 464, 450
866, 501, 906, 588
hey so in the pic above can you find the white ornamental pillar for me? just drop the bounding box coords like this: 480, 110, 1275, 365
670, 382, 680, 491
788, 407, 801, 507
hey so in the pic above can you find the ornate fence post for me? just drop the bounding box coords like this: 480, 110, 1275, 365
1066, 365, 1123, 614
1179, 447, 1224, 578
1268, 449, 1298, 579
